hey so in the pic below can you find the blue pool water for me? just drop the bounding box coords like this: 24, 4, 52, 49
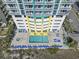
29, 36, 48, 43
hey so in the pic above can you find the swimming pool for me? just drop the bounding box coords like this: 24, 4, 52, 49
29, 36, 48, 43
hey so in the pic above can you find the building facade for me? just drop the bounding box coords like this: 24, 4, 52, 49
2, 0, 74, 43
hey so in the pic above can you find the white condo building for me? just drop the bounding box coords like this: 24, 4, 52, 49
3, 0, 74, 32
2, 0, 75, 49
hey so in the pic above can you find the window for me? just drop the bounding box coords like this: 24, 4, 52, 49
28, 0, 31, 1
11, 10, 17, 13
24, 15, 26, 17
29, 5, 33, 8
45, 5, 52, 8
8, 0, 15, 2
53, 10, 57, 15
61, 10, 67, 12
54, 4, 58, 9
31, 30, 35, 32
48, 0, 52, 1
35, 11, 42, 14
55, 0, 60, 3
25, 5, 33, 8
43, 30, 47, 32
55, 20, 61, 21
38, 5, 42, 8
54, 23, 60, 25
8, 4, 16, 7
37, 31, 41, 32
53, 26, 59, 27
52, 29, 57, 32
18, 29, 27, 33
64, 4, 70, 7
19, 26, 25, 27
35, 5, 43, 8
18, 23, 24, 24
18, 0, 22, 3
45, 0, 53, 2
21, 10, 25, 15
19, 4, 23, 9
44, 11, 51, 13
24, 0, 32, 2
15, 15, 21, 17
35, 0, 42, 2
16, 20, 23, 21
26, 11, 33, 14
56, 15, 63, 17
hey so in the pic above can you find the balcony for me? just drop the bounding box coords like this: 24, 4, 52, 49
61, 0, 73, 3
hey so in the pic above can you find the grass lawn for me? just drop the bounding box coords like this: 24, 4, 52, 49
0, 28, 8, 36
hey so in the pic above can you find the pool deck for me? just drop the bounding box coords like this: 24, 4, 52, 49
11, 28, 69, 49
